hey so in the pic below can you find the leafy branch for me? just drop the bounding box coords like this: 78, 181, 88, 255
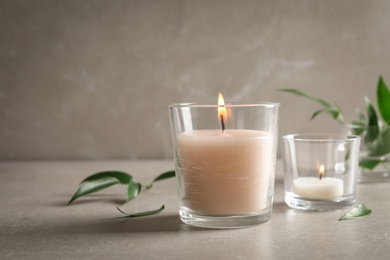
280, 76, 390, 170
68, 170, 175, 217
278, 89, 345, 124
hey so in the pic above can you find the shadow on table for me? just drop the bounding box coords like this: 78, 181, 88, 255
48, 191, 291, 235
56, 214, 184, 234
59, 214, 254, 234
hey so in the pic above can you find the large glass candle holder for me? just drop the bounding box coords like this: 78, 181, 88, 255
169, 101, 279, 228
283, 134, 360, 211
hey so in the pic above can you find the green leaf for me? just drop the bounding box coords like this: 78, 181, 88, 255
68, 176, 120, 205
364, 97, 379, 144
310, 109, 325, 121
116, 205, 165, 218
279, 88, 331, 108
350, 121, 366, 136
339, 204, 372, 221
69, 171, 137, 205
146, 170, 176, 189
279, 89, 344, 124
377, 77, 390, 124
380, 126, 390, 154
128, 180, 141, 201
369, 126, 390, 156
81, 171, 131, 184
359, 158, 383, 170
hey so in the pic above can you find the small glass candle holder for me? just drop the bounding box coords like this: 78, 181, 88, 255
169, 99, 279, 228
283, 134, 360, 211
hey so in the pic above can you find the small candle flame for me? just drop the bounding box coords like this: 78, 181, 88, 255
318, 164, 325, 180
218, 92, 227, 132
218, 92, 227, 120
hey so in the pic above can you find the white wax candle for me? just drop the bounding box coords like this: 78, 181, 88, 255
293, 177, 343, 200
177, 129, 273, 215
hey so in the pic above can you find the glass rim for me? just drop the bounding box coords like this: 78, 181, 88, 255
283, 133, 360, 142
169, 102, 280, 108
344, 123, 389, 128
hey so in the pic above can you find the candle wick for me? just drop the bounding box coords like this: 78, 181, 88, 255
319, 173, 323, 181
220, 114, 225, 132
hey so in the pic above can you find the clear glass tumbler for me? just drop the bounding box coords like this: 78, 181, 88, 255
283, 134, 360, 211
169, 102, 279, 228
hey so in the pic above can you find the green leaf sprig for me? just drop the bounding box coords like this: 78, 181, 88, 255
68, 170, 175, 217
278, 88, 345, 124
339, 204, 372, 221
280, 76, 390, 170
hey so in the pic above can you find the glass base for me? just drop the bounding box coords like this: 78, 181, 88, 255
285, 193, 355, 211
179, 207, 272, 229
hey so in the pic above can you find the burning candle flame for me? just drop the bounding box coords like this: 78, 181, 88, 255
218, 92, 227, 132
218, 92, 227, 120
318, 164, 325, 180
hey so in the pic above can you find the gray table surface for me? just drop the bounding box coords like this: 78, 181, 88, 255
0, 160, 389, 260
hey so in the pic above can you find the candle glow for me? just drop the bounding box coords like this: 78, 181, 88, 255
318, 164, 324, 180
218, 92, 227, 132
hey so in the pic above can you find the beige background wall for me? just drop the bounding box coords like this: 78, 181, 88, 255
1, 0, 390, 160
